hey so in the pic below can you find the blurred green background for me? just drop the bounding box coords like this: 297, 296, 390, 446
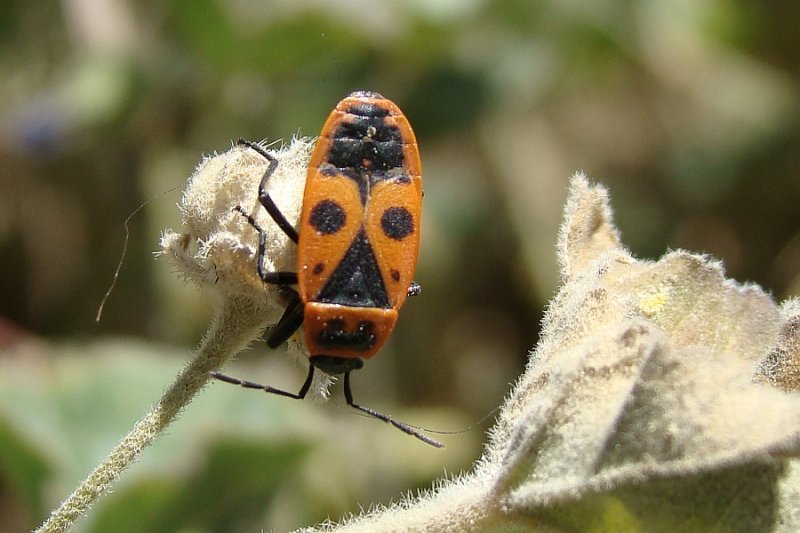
1, 1, 799, 531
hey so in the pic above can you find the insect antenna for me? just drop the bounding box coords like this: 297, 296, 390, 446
210, 368, 443, 448
343, 372, 443, 448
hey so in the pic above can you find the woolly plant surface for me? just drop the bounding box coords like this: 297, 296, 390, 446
37, 138, 800, 532
306, 175, 800, 532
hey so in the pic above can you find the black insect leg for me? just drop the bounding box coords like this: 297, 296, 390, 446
407, 281, 422, 297
211, 363, 314, 400
267, 289, 304, 349
234, 206, 298, 285
343, 372, 443, 448
237, 138, 299, 244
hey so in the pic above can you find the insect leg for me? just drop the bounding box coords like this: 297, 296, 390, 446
237, 139, 299, 244
266, 289, 304, 348
234, 206, 298, 285
407, 281, 422, 297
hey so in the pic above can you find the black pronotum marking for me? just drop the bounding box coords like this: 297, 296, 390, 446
309, 199, 346, 235
316, 229, 390, 308
380, 207, 414, 240
316, 319, 377, 353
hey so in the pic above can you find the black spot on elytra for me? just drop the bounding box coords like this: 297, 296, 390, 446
309, 200, 346, 235
390, 269, 400, 282
381, 207, 414, 240
313, 263, 325, 275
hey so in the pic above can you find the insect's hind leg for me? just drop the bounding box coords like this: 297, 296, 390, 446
237, 139, 299, 244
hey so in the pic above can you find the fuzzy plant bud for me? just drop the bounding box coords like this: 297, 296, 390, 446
309, 174, 800, 532
160, 139, 310, 307
754, 298, 800, 391
37, 139, 324, 533
159, 138, 335, 398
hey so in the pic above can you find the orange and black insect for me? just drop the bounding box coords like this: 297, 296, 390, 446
212, 91, 439, 447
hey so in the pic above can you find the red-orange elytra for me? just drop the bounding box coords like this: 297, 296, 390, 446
212, 91, 440, 447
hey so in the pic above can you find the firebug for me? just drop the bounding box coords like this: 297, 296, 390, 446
212, 91, 439, 447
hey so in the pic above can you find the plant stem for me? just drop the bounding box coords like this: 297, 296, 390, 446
35, 294, 269, 533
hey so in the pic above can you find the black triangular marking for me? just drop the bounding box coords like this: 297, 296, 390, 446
316, 228, 390, 308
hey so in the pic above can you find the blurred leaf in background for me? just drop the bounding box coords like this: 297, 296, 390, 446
1, 0, 799, 531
